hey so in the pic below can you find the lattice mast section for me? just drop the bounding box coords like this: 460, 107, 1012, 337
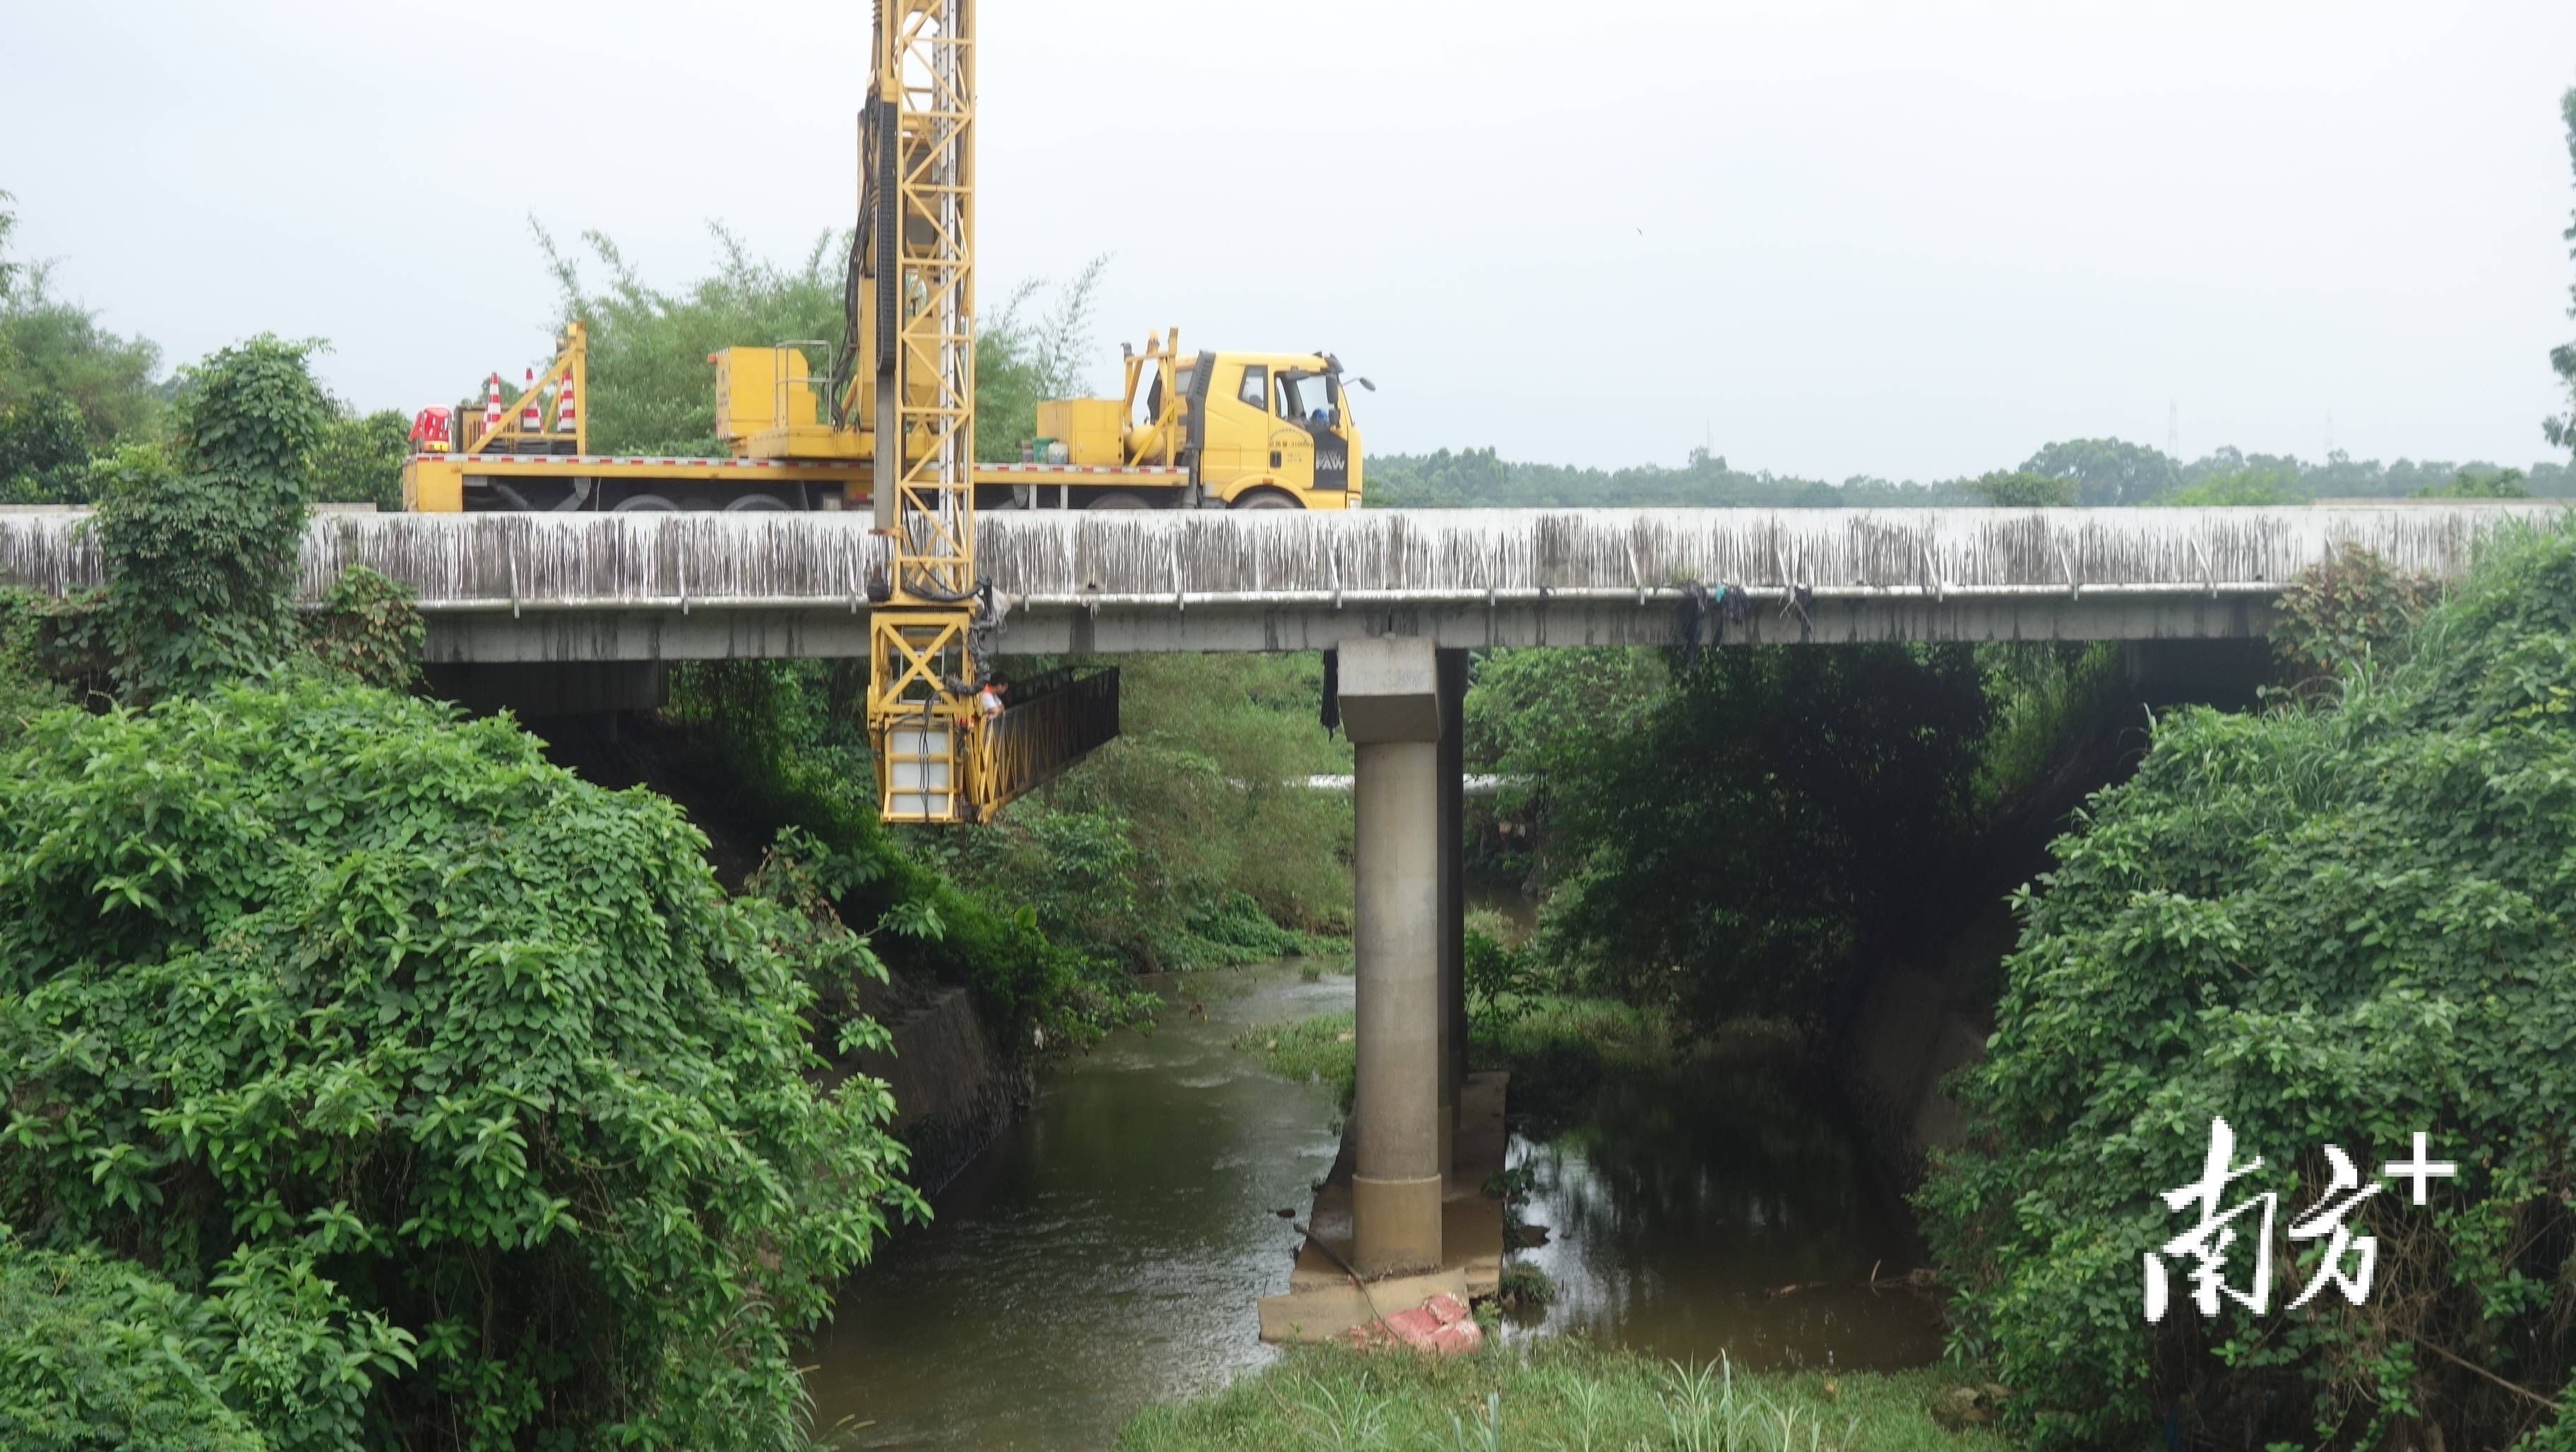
864, 0, 983, 822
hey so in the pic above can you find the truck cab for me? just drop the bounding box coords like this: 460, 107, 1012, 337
1017, 333, 1367, 510
1179, 350, 1364, 508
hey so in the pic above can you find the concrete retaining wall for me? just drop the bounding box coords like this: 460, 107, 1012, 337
846, 987, 1031, 1196
1843, 902, 2012, 1182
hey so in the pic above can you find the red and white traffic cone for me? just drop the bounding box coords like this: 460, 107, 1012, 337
555, 371, 578, 437
520, 369, 542, 433
481, 374, 505, 437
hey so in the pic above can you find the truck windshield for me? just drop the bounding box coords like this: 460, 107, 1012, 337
1280, 372, 1338, 425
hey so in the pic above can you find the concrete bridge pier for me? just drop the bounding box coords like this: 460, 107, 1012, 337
1337, 636, 1447, 1276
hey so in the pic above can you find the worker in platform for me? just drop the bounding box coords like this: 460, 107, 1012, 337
976, 674, 1010, 720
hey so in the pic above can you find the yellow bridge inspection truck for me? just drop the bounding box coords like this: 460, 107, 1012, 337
400, 322, 1371, 516
396, 0, 1371, 825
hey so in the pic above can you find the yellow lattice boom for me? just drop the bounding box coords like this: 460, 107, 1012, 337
864, 0, 980, 821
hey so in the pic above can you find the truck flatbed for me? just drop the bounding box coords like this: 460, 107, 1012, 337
400, 452, 1194, 513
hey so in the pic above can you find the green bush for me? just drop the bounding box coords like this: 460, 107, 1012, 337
933, 653, 1354, 973
1923, 519, 2576, 1449
0, 1230, 268, 1452
1463, 926, 1539, 1038
0, 677, 921, 1450
0, 391, 90, 503
1967, 470, 2078, 507
667, 658, 1137, 1042
1969, 641, 2127, 808
93, 335, 326, 700
0, 588, 69, 742
309, 407, 410, 511
300, 565, 424, 690
1537, 644, 1988, 1026
2269, 542, 2435, 696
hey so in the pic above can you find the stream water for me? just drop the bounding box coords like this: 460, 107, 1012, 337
801, 961, 1938, 1450
1501, 1054, 1944, 1369
801, 965, 1347, 1451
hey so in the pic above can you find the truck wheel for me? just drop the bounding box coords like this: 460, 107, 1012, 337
1087, 492, 1151, 510
724, 492, 791, 511
612, 493, 678, 512
1231, 489, 1301, 510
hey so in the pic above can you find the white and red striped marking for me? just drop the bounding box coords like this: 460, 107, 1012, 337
415, 456, 1193, 474
981, 463, 1187, 475
414, 454, 813, 467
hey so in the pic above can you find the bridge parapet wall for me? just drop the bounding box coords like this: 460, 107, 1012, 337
0, 505, 2558, 658
974, 505, 2557, 602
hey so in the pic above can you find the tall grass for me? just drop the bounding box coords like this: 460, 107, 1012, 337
1116, 1338, 2008, 1451
1968, 642, 2127, 809
938, 653, 1356, 972
1237, 991, 1764, 1126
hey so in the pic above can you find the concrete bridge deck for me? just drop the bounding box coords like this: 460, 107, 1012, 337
0, 504, 2556, 661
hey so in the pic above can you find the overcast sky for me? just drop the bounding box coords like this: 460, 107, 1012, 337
7, 1, 2575, 480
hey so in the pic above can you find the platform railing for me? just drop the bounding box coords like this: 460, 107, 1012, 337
972, 667, 1121, 817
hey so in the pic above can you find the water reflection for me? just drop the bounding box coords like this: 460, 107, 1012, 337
1508, 1061, 1945, 1369
800, 966, 1350, 1450
801, 965, 1941, 1450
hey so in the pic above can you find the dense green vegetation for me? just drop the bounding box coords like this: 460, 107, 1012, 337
1456, 638, 2095, 1035
0, 680, 922, 1450
928, 651, 1353, 973
0, 319, 928, 1448
1119, 1338, 2010, 1452
1531, 645, 1988, 1027
660, 657, 1147, 1042
1921, 519, 2576, 1450
0, 1231, 268, 1451
93, 336, 333, 698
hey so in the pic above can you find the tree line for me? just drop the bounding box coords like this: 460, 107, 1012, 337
0, 194, 410, 511
1366, 439, 2570, 509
